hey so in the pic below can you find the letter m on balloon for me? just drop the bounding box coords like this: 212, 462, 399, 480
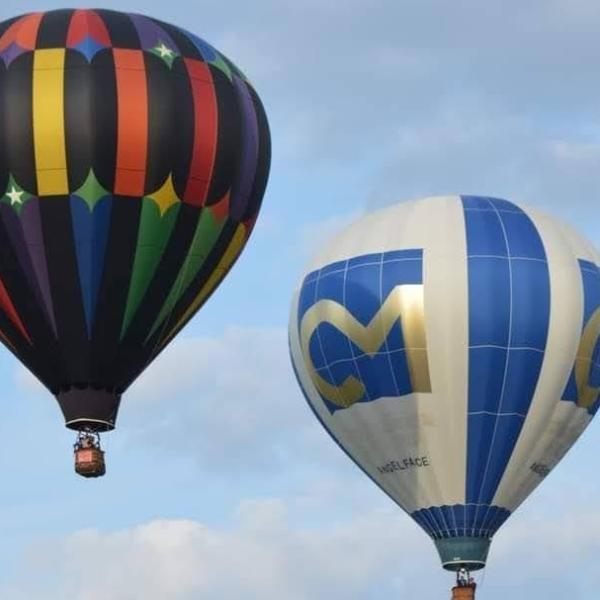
562, 259, 600, 414
297, 249, 432, 413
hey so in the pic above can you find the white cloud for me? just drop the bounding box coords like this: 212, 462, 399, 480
4, 494, 600, 600
0, 499, 433, 600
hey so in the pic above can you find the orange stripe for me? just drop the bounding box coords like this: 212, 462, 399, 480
183, 59, 217, 206
114, 49, 148, 197
0, 278, 31, 344
0, 13, 42, 52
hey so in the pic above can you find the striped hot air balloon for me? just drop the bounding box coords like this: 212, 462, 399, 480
289, 196, 600, 583
0, 9, 270, 475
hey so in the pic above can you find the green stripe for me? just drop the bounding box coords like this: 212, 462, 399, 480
120, 199, 180, 338
145, 207, 225, 342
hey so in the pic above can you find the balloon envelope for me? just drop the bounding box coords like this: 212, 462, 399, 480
289, 196, 600, 570
0, 9, 270, 430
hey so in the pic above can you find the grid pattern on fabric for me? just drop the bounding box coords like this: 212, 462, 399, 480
461, 196, 551, 513
411, 504, 511, 540
297, 249, 426, 414
561, 259, 600, 415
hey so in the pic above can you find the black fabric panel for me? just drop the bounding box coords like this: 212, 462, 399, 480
0, 310, 42, 378
0, 218, 47, 380
144, 53, 174, 194
205, 69, 241, 205
36, 9, 75, 49
150, 18, 203, 60
90, 196, 142, 387
0, 206, 61, 385
242, 87, 271, 222
91, 49, 118, 192
64, 50, 93, 191
96, 10, 141, 49
115, 204, 201, 383
39, 198, 89, 384
124, 218, 239, 388
4, 53, 36, 195
170, 60, 195, 199
0, 63, 8, 196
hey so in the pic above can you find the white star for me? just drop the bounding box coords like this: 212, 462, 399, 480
156, 43, 174, 59
6, 186, 23, 206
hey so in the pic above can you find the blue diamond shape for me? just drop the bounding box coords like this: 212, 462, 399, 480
73, 36, 108, 62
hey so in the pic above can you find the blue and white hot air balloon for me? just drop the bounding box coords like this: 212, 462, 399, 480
289, 196, 600, 575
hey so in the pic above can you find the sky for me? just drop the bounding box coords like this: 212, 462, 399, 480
0, 1, 599, 598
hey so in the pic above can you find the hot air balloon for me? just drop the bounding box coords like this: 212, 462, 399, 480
289, 196, 600, 597
0, 9, 270, 476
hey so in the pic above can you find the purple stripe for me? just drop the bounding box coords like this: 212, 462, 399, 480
128, 14, 178, 53
20, 201, 57, 335
230, 76, 259, 221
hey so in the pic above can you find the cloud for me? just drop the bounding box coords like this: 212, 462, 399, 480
365, 92, 600, 236
4, 493, 600, 600
0, 499, 434, 600
191, 0, 600, 233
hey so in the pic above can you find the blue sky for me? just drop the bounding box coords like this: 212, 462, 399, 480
0, 1, 599, 598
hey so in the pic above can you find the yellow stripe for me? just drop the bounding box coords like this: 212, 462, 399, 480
161, 224, 247, 347
33, 49, 69, 196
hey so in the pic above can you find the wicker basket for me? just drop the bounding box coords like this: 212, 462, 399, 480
74, 447, 106, 478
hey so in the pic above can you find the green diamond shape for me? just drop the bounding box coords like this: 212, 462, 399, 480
151, 41, 178, 68
1, 175, 32, 214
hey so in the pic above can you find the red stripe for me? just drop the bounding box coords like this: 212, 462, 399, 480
67, 10, 111, 47
114, 49, 148, 197
0, 278, 31, 345
0, 13, 43, 52
183, 59, 218, 207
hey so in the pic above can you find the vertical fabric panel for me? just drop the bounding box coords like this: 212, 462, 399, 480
241, 87, 271, 224
64, 50, 93, 190
20, 200, 57, 335
95, 10, 140, 49
5, 53, 37, 194
90, 196, 142, 387
463, 197, 550, 512
36, 9, 74, 48
40, 198, 89, 383
205, 68, 240, 205
91, 49, 118, 192
113, 49, 148, 197
143, 53, 174, 194
229, 75, 259, 220
160, 222, 247, 347
71, 196, 112, 336
0, 62, 7, 196
120, 199, 179, 337
33, 49, 68, 196
182, 59, 217, 206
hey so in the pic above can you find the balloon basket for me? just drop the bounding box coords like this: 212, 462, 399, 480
451, 585, 476, 600
74, 432, 106, 478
